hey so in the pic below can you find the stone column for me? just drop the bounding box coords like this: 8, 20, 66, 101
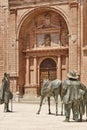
69, 1, 78, 71
57, 56, 61, 80
25, 56, 30, 87
37, 65, 40, 86
37, 65, 40, 95
77, 2, 81, 75
66, 56, 69, 73
0, 0, 9, 80
33, 56, 37, 84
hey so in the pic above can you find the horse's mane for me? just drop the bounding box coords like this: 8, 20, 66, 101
42, 79, 50, 88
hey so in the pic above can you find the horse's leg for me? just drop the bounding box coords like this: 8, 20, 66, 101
56, 102, 58, 116
61, 102, 64, 116
48, 97, 51, 114
54, 95, 58, 116
37, 96, 44, 114
86, 103, 87, 121
59, 88, 64, 116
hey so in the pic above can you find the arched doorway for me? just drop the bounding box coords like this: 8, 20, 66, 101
39, 58, 57, 94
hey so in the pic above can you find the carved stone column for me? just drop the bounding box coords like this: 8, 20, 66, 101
37, 65, 40, 86
34, 56, 37, 84
25, 56, 30, 87
37, 65, 40, 95
57, 56, 61, 80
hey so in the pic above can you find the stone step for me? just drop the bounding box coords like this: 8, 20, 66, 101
18, 96, 61, 105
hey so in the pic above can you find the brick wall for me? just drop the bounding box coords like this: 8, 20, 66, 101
0, 0, 9, 84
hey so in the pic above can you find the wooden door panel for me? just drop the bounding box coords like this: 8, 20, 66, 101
39, 69, 57, 95
49, 69, 56, 80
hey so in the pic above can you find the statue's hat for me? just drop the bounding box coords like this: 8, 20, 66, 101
67, 70, 79, 79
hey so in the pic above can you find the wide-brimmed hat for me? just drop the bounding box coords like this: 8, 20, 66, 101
4, 72, 7, 77
67, 70, 79, 79
4, 72, 10, 77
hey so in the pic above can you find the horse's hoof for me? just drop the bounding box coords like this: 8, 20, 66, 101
61, 113, 63, 116
63, 119, 69, 122
36, 112, 40, 115
49, 112, 51, 115
75, 119, 82, 122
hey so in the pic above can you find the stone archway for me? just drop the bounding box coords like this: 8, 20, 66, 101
18, 7, 69, 96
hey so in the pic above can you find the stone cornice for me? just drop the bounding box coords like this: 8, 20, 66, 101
23, 47, 69, 57
9, 0, 69, 11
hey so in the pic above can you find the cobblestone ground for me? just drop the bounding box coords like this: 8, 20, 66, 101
0, 102, 87, 130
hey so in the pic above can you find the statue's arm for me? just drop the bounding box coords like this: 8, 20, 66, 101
80, 82, 87, 92
61, 81, 68, 99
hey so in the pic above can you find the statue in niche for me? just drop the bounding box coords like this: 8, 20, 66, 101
41, 34, 51, 47
61, 31, 69, 46
43, 13, 51, 28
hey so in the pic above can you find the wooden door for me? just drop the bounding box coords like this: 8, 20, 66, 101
39, 58, 57, 95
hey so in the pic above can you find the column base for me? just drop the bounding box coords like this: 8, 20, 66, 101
24, 84, 38, 96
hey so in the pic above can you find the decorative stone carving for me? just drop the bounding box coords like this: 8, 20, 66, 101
69, 0, 78, 8
43, 13, 51, 28
70, 34, 77, 43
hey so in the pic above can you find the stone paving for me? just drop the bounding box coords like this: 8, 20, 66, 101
0, 102, 87, 130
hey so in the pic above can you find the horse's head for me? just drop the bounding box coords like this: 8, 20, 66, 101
43, 79, 50, 87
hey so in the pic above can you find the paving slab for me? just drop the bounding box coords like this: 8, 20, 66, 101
0, 102, 87, 130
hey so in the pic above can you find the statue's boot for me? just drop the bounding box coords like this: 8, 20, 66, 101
77, 114, 82, 122
64, 117, 69, 122
4, 103, 11, 112
74, 113, 80, 122
7, 104, 12, 112
64, 110, 70, 122
4, 103, 8, 112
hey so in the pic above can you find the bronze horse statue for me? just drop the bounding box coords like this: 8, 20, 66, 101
37, 79, 63, 115
78, 89, 87, 121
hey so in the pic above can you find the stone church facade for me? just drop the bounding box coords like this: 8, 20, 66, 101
0, 0, 87, 97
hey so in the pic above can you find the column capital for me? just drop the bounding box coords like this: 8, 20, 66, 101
25, 56, 29, 59
33, 56, 37, 58
69, 0, 78, 8
57, 55, 61, 58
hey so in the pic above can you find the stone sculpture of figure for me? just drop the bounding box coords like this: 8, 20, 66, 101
42, 34, 51, 47
0, 73, 13, 112
62, 70, 86, 122
43, 13, 51, 28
